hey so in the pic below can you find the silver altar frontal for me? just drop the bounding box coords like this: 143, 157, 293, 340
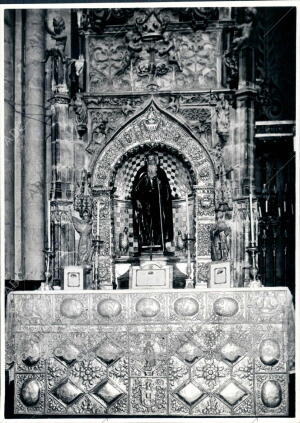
7, 287, 294, 417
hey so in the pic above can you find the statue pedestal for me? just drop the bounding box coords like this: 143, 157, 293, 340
129, 260, 173, 289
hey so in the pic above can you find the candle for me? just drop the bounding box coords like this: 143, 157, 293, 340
249, 193, 254, 244
265, 197, 268, 214
256, 216, 259, 239
186, 193, 190, 237
77, 9, 83, 27
258, 205, 262, 218
97, 200, 100, 237
278, 206, 281, 217
48, 200, 51, 249
283, 201, 286, 213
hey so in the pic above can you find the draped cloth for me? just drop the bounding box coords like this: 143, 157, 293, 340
132, 165, 174, 251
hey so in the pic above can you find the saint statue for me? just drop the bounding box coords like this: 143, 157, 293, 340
210, 211, 231, 261
68, 209, 93, 265
132, 153, 174, 252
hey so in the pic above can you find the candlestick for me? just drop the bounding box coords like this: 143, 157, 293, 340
249, 193, 254, 244
186, 193, 190, 236
97, 200, 100, 237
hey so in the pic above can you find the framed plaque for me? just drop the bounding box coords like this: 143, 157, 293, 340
130, 261, 172, 289
209, 261, 231, 288
63, 266, 84, 290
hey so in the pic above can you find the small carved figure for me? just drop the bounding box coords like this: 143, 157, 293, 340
167, 95, 179, 114
223, 7, 256, 88
68, 55, 85, 97
158, 31, 182, 72
210, 211, 231, 261
215, 163, 233, 211
44, 16, 67, 63
232, 7, 257, 52
68, 208, 93, 266
86, 113, 113, 153
176, 230, 186, 252
43, 16, 67, 86
116, 30, 143, 76
72, 93, 87, 126
71, 93, 87, 137
119, 227, 129, 256
223, 50, 238, 86
144, 341, 156, 372
216, 93, 230, 135
122, 99, 135, 117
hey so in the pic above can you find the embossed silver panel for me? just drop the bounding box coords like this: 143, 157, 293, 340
7, 288, 293, 416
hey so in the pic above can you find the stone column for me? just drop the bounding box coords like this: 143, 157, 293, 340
4, 10, 15, 280
232, 47, 256, 286
23, 10, 46, 280
14, 10, 25, 280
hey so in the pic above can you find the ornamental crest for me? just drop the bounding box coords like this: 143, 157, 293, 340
142, 107, 161, 132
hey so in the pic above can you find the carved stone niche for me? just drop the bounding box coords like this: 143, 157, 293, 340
90, 100, 215, 287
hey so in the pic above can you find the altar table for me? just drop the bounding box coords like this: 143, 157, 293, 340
6, 287, 294, 417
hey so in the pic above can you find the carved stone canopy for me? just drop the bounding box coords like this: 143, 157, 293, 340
90, 101, 214, 190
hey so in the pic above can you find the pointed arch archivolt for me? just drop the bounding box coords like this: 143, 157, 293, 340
91, 100, 215, 189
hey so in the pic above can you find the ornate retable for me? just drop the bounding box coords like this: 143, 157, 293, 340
6, 287, 294, 417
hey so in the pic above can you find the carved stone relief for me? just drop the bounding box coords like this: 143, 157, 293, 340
197, 224, 213, 257
87, 29, 219, 93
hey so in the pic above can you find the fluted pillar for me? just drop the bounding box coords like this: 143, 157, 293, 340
23, 10, 46, 280
4, 10, 15, 280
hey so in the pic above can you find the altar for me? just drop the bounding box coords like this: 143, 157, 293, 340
4, 6, 297, 420
6, 287, 294, 417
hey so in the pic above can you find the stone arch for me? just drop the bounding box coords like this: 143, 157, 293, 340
91, 100, 215, 189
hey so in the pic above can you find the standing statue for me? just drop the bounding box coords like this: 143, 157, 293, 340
216, 93, 230, 135
210, 211, 231, 261
72, 93, 87, 125
132, 153, 174, 253
68, 208, 93, 266
231, 7, 257, 52
44, 16, 67, 86
119, 227, 129, 256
